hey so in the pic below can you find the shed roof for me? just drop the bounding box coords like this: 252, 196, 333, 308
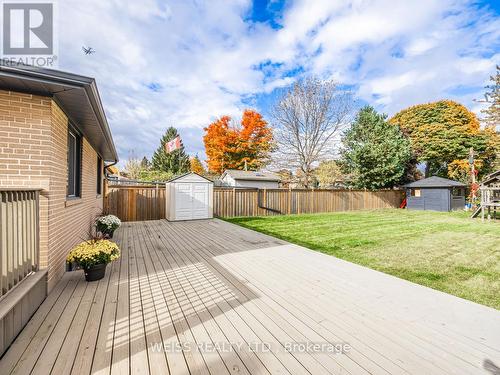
405, 176, 466, 188
221, 169, 281, 182
168, 172, 213, 183
0, 63, 118, 162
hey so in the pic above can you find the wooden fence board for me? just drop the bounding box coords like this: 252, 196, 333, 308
104, 185, 166, 222
104, 185, 404, 222
211, 188, 404, 218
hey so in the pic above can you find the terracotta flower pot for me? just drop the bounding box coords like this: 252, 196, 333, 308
83, 263, 107, 282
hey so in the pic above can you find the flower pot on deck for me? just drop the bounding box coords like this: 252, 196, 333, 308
83, 263, 107, 282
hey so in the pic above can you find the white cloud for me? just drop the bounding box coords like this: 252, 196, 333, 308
405, 38, 439, 57
57, 0, 499, 165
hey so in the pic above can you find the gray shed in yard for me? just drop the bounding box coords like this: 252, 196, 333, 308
405, 176, 466, 212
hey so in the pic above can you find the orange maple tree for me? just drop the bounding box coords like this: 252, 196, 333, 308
203, 110, 274, 174
190, 155, 206, 175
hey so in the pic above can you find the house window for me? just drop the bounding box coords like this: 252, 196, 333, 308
97, 156, 102, 195
67, 126, 82, 198
411, 188, 421, 197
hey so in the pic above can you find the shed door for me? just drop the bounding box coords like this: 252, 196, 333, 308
423, 189, 448, 211
174, 183, 210, 220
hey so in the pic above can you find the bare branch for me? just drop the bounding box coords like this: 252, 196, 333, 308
271, 77, 354, 187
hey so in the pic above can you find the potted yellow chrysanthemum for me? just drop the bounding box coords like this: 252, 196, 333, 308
67, 239, 120, 281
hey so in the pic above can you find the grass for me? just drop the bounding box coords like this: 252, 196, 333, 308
227, 209, 500, 310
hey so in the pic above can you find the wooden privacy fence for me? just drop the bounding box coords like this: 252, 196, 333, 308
214, 188, 404, 217
104, 184, 404, 222
0, 189, 40, 297
104, 185, 165, 222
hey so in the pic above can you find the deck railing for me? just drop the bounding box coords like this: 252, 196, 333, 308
0, 189, 40, 298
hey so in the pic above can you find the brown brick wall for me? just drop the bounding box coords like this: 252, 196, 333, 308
0, 90, 104, 291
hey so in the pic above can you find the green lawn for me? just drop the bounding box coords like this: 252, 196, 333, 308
227, 210, 500, 310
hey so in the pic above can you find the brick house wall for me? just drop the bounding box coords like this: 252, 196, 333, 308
0, 90, 103, 291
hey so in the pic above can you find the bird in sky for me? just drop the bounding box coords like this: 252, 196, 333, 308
82, 46, 95, 55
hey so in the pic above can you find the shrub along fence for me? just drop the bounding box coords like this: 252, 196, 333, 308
104, 183, 404, 222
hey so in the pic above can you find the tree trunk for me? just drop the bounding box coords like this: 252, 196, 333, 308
425, 162, 431, 178
302, 168, 311, 189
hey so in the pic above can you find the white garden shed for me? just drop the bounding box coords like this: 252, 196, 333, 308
165, 172, 213, 221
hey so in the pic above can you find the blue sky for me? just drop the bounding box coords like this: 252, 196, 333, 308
57, 0, 500, 166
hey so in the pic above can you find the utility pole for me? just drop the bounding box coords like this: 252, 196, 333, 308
469, 147, 477, 211
469, 147, 476, 185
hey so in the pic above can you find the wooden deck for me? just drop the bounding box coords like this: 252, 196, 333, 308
1, 219, 499, 374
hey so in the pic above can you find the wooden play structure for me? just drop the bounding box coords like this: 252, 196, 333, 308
471, 170, 500, 220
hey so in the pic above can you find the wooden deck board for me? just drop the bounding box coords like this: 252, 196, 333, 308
140, 222, 246, 375
196, 221, 498, 373
0, 273, 72, 373
186, 222, 463, 374
110, 222, 130, 375
71, 251, 115, 375
190, 224, 451, 369
158, 220, 340, 375
170, 221, 385, 375
1, 219, 499, 375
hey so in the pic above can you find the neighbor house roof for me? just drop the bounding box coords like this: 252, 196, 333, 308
221, 169, 281, 182
0, 63, 118, 162
405, 176, 466, 188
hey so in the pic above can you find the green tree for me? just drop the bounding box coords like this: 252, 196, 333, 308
389, 100, 496, 178
151, 127, 190, 175
138, 169, 173, 182
140, 156, 150, 170
341, 106, 412, 190
314, 161, 344, 188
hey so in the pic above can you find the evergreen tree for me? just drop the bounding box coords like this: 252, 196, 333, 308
151, 127, 190, 175
342, 106, 412, 190
140, 156, 150, 169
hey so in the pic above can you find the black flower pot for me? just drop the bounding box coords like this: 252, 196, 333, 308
84, 263, 107, 282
